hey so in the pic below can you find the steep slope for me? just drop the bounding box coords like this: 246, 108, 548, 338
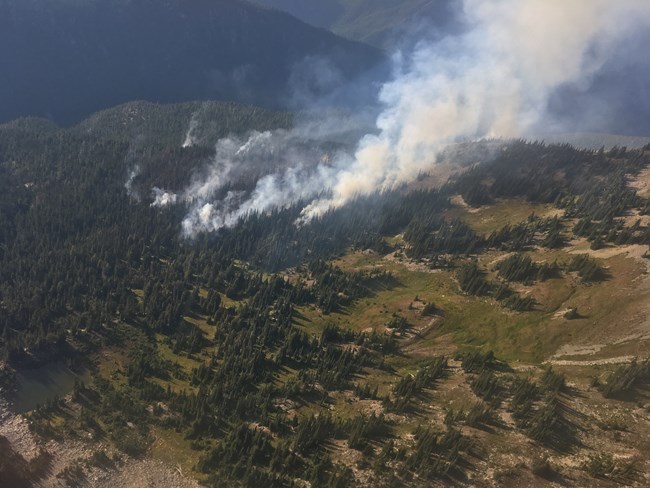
73, 100, 293, 146
255, 1, 650, 137
533, 132, 650, 151
1, 106, 649, 485
0, 0, 384, 124
254, 0, 459, 47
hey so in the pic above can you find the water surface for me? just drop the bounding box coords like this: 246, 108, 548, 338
11, 362, 84, 413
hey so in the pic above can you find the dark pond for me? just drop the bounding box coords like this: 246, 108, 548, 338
10, 362, 85, 413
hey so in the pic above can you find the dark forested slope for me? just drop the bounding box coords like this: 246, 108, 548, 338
253, 0, 459, 47
73, 100, 293, 146
0, 0, 384, 124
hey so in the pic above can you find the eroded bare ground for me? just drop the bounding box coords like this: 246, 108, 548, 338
470, 368, 643, 487
89, 458, 199, 488
346, 232, 650, 485
322, 358, 650, 488
629, 166, 650, 199
1, 397, 41, 461
548, 243, 650, 365
0, 396, 199, 488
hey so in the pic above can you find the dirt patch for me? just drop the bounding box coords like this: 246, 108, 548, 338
546, 355, 636, 367
567, 242, 649, 263
0, 398, 40, 462
551, 344, 606, 358
383, 251, 442, 274
90, 458, 200, 488
622, 209, 650, 228
450, 194, 483, 213
401, 317, 444, 347
0, 395, 200, 488
629, 166, 650, 198
553, 308, 576, 320
329, 439, 372, 486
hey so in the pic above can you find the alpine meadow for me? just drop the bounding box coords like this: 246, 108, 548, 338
1, 1, 650, 487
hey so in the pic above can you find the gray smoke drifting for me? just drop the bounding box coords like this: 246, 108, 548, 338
155, 0, 650, 236
300, 0, 650, 220
182, 102, 214, 148
151, 187, 178, 207
151, 125, 353, 236
182, 119, 199, 148
124, 165, 141, 200
182, 107, 202, 148
124, 138, 145, 201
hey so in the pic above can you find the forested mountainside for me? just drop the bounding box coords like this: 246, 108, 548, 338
253, 0, 459, 47
74, 100, 293, 146
0, 0, 384, 125
1, 101, 650, 486
533, 133, 650, 151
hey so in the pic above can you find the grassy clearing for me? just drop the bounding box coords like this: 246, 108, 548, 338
95, 348, 129, 388
155, 335, 203, 385
298, 240, 648, 366
184, 314, 215, 338
438, 247, 647, 363
219, 293, 242, 309
445, 198, 559, 236
298, 251, 559, 362
295, 253, 450, 339
150, 426, 208, 483
548, 252, 648, 353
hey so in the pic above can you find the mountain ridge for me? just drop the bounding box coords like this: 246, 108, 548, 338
0, 0, 385, 125
253, 0, 458, 47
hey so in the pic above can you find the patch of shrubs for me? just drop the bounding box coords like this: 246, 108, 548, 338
599, 359, 650, 398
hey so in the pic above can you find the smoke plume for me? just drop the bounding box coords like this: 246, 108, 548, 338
182, 111, 201, 148
182, 102, 214, 148
124, 165, 141, 200
124, 138, 145, 201
151, 187, 178, 207
155, 0, 650, 236
152, 126, 350, 236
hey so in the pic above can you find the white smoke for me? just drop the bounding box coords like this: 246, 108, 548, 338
157, 0, 650, 236
124, 164, 141, 200
183, 103, 212, 148
300, 0, 650, 220
151, 126, 348, 236
151, 187, 178, 207
182, 112, 200, 148
124, 137, 145, 201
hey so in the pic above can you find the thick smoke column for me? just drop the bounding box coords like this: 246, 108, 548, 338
300, 0, 650, 220
158, 0, 650, 236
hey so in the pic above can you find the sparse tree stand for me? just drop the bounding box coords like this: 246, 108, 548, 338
0, 113, 649, 487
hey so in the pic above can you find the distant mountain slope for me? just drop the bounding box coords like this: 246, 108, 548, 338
256, 1, 650, 137
73, 100, 292, 147
533, 133, 650, 151
254, 0, 458, 47
0, 0, 384, 125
